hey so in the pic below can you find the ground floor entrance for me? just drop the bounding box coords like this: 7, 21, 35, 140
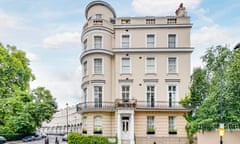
117, 110, 135, 144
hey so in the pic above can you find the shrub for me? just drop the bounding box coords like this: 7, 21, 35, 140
68, 132, 117, 144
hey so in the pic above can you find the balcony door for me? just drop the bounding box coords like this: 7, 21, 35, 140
168, 85, 176, 107
121, 85, 130, 102
147, 85, 155, 107
94, 85, 102, 108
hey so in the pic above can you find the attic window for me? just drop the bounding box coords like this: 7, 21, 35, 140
96, 14, 102, 19
121, 19, 131, 24
146, 19, 155, 24
167, 18, 177, 24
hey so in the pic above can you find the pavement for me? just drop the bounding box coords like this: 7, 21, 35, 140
6, 135, 67, 144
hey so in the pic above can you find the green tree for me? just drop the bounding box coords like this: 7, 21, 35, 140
0, 43, 57, 135
181, 45, 240, 144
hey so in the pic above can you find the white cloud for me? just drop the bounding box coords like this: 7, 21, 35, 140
31, 66, 82, 109
132, 0, 201, 16
26, 52, 39, 62
0, 11, 24, 29
43, 32, 81, 49
191, 24, 239, 69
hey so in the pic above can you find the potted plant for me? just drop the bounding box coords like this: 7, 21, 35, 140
94, 128, 102, 134
168, 128, 177, 134
82, 128, 87, 134
146, 128, 155, 134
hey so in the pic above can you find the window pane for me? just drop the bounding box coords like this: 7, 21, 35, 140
168, 58, 176, 73
168, 85, 176, 107
122, 35, 129, 48
147, 35, 155, 48
122, 85, 130, 101
94, 59, 102, 74
94, 36, 102, 49
83, 61, 87, 76
121, 58, 130, 73
94, 116, 102, 130
168, 116, 176, 129
147, 86, 155, 107
84, 39, 87, 50
94, 86, 102, 107
168, 34, 176, 48
147, 116, 154, 129
146, 57, 155, 73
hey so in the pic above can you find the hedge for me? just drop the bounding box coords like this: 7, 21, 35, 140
68, 132, 117, 144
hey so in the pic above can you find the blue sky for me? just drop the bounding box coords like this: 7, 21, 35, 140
0, 0, 239, 109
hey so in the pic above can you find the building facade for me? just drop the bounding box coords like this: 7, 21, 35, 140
77, 1, 193, 144
40, 105, 81, 135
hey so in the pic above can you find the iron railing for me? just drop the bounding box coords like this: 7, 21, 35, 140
76, 100, 187, 112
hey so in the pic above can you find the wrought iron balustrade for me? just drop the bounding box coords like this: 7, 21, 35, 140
76, 100, 187, 112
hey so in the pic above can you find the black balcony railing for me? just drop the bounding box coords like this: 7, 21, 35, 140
76, 100, 187, 112
76, 101, 115, 112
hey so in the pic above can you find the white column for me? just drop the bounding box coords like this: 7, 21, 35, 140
117, 111, 121, 144
130, 112, 135, 144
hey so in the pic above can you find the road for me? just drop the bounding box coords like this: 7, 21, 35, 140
7, 135, 67, 144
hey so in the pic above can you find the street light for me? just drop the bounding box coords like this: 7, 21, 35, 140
219, 64, 224, 144
66, 103, 69, 135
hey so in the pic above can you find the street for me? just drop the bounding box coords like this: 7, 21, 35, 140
7, 135, 67, 144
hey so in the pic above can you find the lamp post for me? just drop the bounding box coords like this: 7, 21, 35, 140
66, 103, 69, 135
219, 64, 224, 144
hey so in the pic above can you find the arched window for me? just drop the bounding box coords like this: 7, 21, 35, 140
94, 116, 102, 134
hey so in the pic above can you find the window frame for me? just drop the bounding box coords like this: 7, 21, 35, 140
94, 116, 102, 134
93, 84, 104, 108
120, 57, 131, 74
146, 84, 156, 107
121, 34, 130, 48
93, 35, 103, 49
83, 39, 87, 50
167, 57, 178, 73
145, 57, 156, 73
168, 34, 176, 48
83, 61, 88, 76
146, 34, 156, 48
121, 84, 130, 101
93, 58, 103, 74
147, 116, 155, 129
166, 82, 178, 108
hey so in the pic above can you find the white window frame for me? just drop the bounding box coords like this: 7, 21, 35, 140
145, 57, 156, 73
121, 34, 131, 48
82, 116, 87, 129
120, 57, 131, 74
145, 83, 156, 107
92, 83, 104, 107
93, 58, 104, 74
166, 82, 178, 107
167, 57, 178, 73
83, 61, 88, 76
95, 14, 102, 19
146, 34, 156, 48
94, 116, 102, 132
93, 35, 103, 49
120, 84, 131, 101
168, 116, 176, 130
168, 34, 177, 48
147, 116, 154, 129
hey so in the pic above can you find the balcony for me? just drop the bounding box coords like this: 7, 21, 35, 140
76, 101, 115, 113
76, 100, 188, 113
